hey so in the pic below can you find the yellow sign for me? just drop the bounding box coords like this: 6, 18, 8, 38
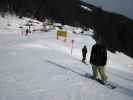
57, 30, 67, 42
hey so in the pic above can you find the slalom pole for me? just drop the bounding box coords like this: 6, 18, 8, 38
70, 40, 74, 55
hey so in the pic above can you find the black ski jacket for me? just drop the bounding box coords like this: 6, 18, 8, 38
82, 46, 87, 56
90, 43, 107, 66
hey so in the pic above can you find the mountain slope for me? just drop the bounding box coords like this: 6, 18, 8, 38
0, 15, 133, 100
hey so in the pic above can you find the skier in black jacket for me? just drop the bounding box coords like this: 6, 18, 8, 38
82, 45, 88, 63
90, 40, 108, 84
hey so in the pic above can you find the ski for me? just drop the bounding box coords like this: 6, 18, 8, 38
80, 60, 89, 65
88, 75, 116, 89
96, 79, 116, 89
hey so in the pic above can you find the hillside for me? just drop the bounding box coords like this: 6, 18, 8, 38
0, 14, 133, 100
0, 0, 133, 58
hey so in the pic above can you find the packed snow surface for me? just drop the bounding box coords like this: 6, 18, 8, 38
0, 14, 133, 100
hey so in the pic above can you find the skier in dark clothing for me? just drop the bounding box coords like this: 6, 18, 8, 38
82, 45, 88, 63
90, 40, 108, 84
25, 29, 29, 36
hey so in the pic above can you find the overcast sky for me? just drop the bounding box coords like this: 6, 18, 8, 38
82, 0, 133, 20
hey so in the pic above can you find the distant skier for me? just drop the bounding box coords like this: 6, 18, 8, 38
90, 38, 108, 84
82, 45, 88, 63
25, 29, 29, 36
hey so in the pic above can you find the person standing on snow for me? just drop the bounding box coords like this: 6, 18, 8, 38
25, 29, 29, 36
90, 38, 108, 84
82, 45, 88, 63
